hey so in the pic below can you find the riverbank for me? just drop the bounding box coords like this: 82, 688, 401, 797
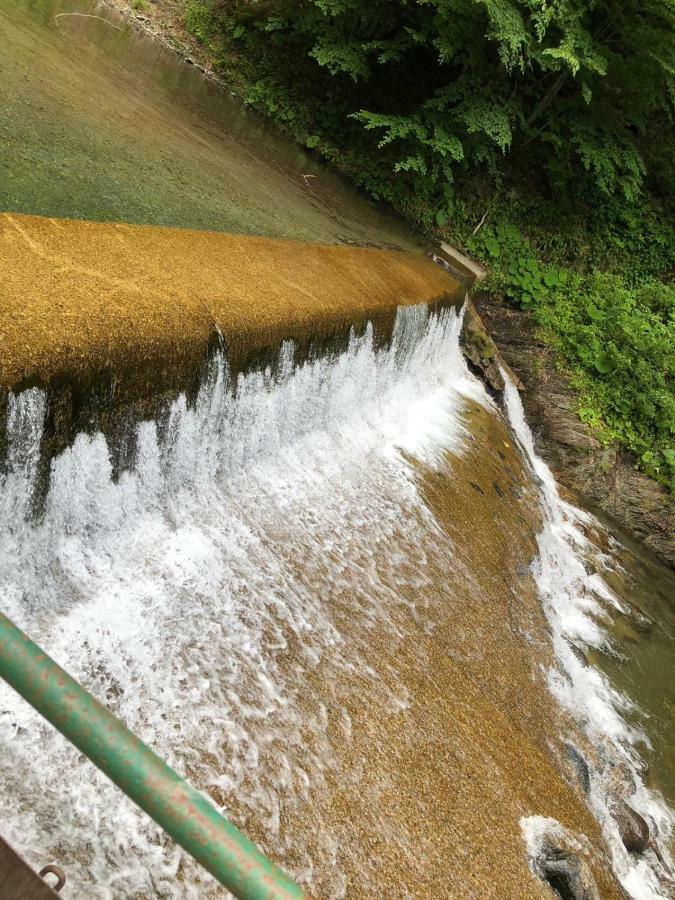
474, 294, 675, 568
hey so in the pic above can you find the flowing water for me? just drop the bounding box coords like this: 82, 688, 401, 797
1, 0, 674, 897
0, 305, 673, 897
502, 376, 675, 899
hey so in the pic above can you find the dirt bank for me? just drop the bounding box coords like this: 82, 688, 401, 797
474, 294, 674, 568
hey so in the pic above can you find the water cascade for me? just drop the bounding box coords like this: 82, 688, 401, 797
1, 302, 671, 898
503, 376, 674, 899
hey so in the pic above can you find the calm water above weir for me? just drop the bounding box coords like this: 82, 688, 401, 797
1, 1, 674, 898
0, 0, 421, 247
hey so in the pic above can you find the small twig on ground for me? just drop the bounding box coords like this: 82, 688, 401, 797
301, 174, 317, 185
54, 13, 123, 30
472, 212, 488, 235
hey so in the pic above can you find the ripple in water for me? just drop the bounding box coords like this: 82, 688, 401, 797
0, 305, 482, 897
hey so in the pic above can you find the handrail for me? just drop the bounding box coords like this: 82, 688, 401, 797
0, 612, 306, 900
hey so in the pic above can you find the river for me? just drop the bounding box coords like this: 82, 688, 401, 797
0, 1, 673, 898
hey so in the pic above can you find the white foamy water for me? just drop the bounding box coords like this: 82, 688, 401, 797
0, 304, 489, 897
1, 303, 671, 898
503, 375, 674, 899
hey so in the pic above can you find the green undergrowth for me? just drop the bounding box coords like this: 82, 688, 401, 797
181, 0, 674, 489
469, 223, 675, 490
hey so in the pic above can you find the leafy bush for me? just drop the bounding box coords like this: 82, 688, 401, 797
467, 222, 569, 307
185, 1, 217, 45
203, 0, 674, 210
536, 273, 674, 489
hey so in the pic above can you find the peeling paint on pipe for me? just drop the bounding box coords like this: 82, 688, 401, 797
0, 611, 306, 900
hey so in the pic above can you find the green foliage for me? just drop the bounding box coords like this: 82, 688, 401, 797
467, 222, 568, 308
464, 220, 674, 488
184, 1, 216, 45
201, 0, 673, 207
535, 272, 674, 490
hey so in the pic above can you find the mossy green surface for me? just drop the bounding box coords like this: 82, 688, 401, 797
0, 0, 421, 249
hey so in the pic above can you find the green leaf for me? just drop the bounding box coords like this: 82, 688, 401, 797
485, 236, 501, 257
594, 352, 616, 374
435, 209, 449, 227
305, 134, 320, 149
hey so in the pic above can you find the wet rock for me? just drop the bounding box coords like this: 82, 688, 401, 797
564, 743, 591, 794
612, 800, 650, 853
537, 843, 600, 900
611, 800, 672, 873
460, 299, 523, 394
602, 755, 638, 797
565, 640, 589, 668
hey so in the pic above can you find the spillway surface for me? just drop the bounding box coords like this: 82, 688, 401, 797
1, 304, 672, 898
0, 212, 459, 394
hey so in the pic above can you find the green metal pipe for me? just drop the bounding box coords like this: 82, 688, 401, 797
0, 611, 306, 900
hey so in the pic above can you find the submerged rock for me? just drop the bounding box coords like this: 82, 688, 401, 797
610, 800, 671, 873
537, 842, 600, 900
612, 799, 650, 853
564, 743, 591, 795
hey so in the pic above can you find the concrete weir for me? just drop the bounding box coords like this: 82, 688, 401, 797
0, 213, 461, 388
0, 212, 463, 459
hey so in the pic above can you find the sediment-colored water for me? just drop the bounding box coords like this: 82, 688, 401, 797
503, 375, 674, 899
1, 305, 672, 897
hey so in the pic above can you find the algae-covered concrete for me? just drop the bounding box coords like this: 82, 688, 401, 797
0, 213, 461, 396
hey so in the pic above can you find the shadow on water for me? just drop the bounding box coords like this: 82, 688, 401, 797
0, 0, 423, 247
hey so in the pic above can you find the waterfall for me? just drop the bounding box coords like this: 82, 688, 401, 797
502, 373, 673, 899
0, 304, 484, 897
0, 303, 671, 898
